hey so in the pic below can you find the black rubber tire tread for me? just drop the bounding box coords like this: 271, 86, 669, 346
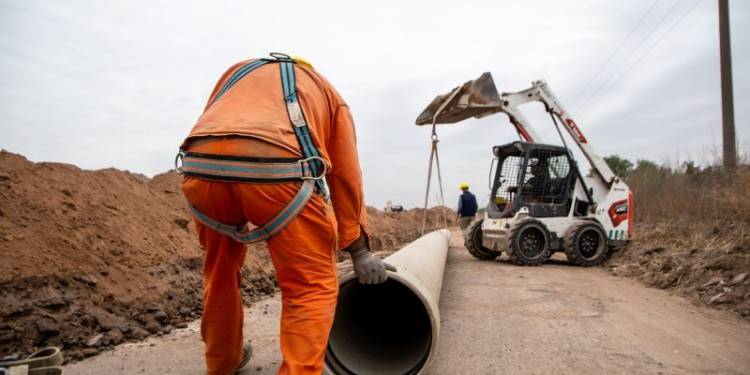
564, 221, 609, 267
507, 218, 551, 266
464, 218, 501, 260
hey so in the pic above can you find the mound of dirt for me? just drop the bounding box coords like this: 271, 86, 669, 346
366, 206, 455, 251
607, 222, 750, 318
0, 150, 455, 362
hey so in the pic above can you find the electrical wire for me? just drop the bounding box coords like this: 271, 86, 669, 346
579, 0, 702, 120
572, 0, 661, 109
612, 0, 703, 88
575, 0, 684, 115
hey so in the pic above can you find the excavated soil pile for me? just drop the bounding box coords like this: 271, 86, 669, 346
607, 222, 750, 318
366, 206, 455, 251
0, 150, 454, 362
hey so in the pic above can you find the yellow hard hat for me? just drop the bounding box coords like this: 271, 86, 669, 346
292, 55, 314, 69
460, 182, 469, 190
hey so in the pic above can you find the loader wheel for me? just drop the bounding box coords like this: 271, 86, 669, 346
564, 222, 608, 267
464, 219, 501, 260
507, 219, 550, 266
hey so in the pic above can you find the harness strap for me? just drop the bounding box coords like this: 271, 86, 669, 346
180, 151, 323, 183
190, 179, 316, 243
279, 60, 328, 196
208, 59, 271, 107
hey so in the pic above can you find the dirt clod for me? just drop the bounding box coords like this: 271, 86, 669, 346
35, 320, 60, 336
107, 329, 123, 345
173, 218, 190, 231
701, 277, 722, 289
73, 275, 97, 286
85, 334, 103, 348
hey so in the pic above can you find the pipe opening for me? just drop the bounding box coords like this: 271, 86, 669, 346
325, 277, 433, 375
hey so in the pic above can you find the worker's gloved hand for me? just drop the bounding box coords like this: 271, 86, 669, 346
349, 247, 396, 285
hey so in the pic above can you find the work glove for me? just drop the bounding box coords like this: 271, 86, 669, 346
349, 247, 396, 285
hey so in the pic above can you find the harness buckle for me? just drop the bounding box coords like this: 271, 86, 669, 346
299, 156, 328, 181
270, 52, 292, 61
174, 150, 185, 174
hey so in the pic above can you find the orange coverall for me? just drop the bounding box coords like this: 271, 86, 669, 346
180, 59, 368, 374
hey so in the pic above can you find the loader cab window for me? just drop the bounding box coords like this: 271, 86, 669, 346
519, 149, 574, 217
487, 143, 576, 219
547, 155, 571, 179
488, 148, 526, 219
521, 158, 547, 200
521, 153, 572, 204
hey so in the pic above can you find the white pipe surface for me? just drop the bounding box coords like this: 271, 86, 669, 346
325, 229, 451, 375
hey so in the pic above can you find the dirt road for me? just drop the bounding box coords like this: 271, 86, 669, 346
66, 231, 750, 374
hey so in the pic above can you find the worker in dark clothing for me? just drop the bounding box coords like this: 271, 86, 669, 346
522, 162, 549, 202
457, 182, 478, 230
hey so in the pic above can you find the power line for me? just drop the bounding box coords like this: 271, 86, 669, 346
572, 0, 661, 109
575, 0, 684, 116
579, 0, 701, 120
612, 0, 702, 86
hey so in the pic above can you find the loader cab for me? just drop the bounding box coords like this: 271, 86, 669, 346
487, 141, 576, 219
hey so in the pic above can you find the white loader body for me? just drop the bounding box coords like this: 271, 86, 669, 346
417, 74, 633, 266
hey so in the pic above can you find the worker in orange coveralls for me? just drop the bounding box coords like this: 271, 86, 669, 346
177, 53, 393, 375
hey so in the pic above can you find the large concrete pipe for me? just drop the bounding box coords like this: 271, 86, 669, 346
325, 229, 451, 375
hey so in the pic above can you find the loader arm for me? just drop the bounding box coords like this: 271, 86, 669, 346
416, 74, 616, 184
499, 80, 616, 184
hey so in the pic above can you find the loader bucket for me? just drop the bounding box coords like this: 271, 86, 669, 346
415, 72, 503, 125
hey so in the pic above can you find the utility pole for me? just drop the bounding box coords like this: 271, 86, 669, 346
719, 0, 736, 169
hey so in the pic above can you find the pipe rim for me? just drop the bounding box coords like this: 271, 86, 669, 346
324, 270, 440, 375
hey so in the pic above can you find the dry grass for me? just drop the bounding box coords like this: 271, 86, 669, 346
628, 165, 750, 226
608, 163, 750, 318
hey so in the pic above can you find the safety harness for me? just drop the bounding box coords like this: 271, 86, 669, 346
175, 53, 328, 243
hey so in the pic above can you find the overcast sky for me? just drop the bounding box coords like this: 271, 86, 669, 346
1, 0, 748, 209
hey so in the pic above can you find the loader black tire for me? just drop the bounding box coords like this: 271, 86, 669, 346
507, 218, 550, 266
564, 221, 608, 267
464, 219, 501, 260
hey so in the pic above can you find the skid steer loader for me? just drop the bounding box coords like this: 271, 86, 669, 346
416, 73, 633, 266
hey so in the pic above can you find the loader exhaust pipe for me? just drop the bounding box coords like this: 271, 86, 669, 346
324, 229, 451, 375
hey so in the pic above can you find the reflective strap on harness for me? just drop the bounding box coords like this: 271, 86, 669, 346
180, 152, 323, 183
279, 60, 328, 197
189, 179, 316, 243
208, 59, 271, 107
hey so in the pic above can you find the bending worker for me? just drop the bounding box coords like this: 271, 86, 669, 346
177, 53, 392, 374
457, 182, 478, 230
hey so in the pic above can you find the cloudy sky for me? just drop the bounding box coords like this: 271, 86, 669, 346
1, 0, 748, 209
